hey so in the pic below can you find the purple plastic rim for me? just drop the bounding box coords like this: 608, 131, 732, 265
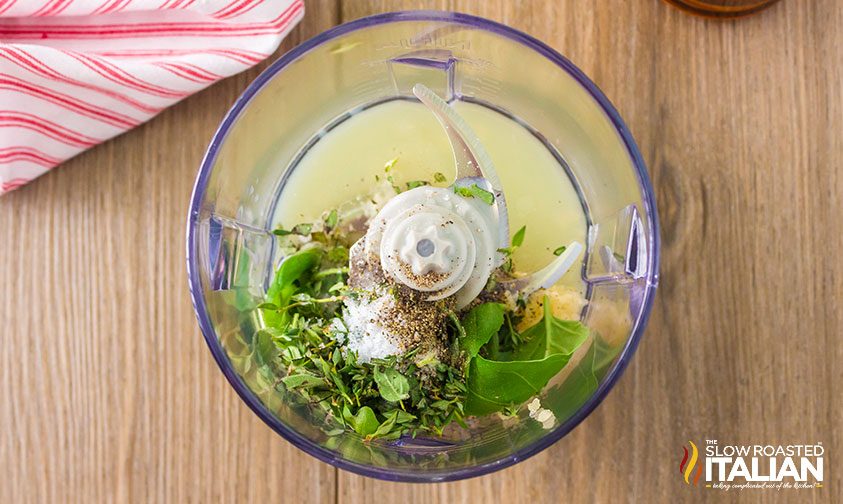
186, 10, 660, 483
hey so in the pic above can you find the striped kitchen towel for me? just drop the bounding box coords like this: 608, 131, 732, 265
0, 0, 304, 195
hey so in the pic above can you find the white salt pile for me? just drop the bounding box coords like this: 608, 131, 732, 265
338, 292, 401, 363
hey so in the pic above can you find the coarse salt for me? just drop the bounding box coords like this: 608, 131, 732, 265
339, 291, 401, 363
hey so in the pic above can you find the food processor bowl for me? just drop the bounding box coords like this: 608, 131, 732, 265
187, 11, 659, 482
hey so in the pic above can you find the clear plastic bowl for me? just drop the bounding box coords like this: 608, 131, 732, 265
186, 11, 659, 482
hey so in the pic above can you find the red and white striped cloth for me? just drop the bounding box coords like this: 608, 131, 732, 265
0, 0, 304, 195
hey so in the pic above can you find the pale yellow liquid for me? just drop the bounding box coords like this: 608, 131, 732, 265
273, 100, 586, 287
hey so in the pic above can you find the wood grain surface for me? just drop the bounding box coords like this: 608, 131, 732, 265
1, 0, 840, 502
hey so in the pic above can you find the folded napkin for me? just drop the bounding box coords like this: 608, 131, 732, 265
0, 0, 304, 195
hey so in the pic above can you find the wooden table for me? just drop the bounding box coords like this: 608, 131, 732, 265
2, 1, 840, 502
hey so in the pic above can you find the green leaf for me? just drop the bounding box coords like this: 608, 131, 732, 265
464, 353, 571, 416
553, 245, 567, 256
374, 366, 410, 402
453, 186, 474, 198
469, 184, 495, 205
406, 180, 428, 190
369, 410, 400, 440
264, 248, 322, 327
281, 372, 325, 389
511, 225, 527, 247
266, 248, 323, 307
345, 406, 380, 437
511, 297, 589, 361
272, 228, 292, 236
327, 245, 349, 263
459, 303, 505, 359
433, 172, 447, 183
551, 343, 599, 420
253, 329, 279, 367
463, 297, 589, 416
325, 209, 338, 229
291, 223, 313, 235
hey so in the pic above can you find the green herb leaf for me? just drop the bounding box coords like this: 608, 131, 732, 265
453, 186, 473, 198
327, 245, 349, 263
406, 180, 428, 190
266, 248, 322, 306
463, 297, 589, 416
384, 157, 398, 172
310, 231, 329, 244
345, 406, 380, 437
253, 329, 279, 367
549, 343, 599, 420
459, 303, 505, 359
374, 366, 410, 402
433, 172, 447, 183
464, 353, 571, 416
468, 184, 496, 204
291, 223, 313, 235
325, 209, 338, 230
511, 297, 589, 361
281, 372, 325, 389
272, 228, 292, 236
553, 245, 567, 256
265, 248, 322, 327
511, 225, 527, 247
369, 410, 400, 440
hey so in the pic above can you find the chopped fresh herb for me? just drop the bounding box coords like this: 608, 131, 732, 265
553, 245, 567, 256
454, 186, 473, 198
453, 183, 495, 205
511, 225, 526, 247
405, 180, 429, 190
497, 225, 527, 264
384, 157, 398, 172
325, 209, 339, 230
374, 366, 410, 402
255, 198, 588, 440
470, 184, 495, 205
433, 172, 447, 183
271, 223, 313, 237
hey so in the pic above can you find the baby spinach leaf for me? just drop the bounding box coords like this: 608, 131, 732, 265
511, 297, 589, 361
459, 303, 505, 359
551, 343, 599, 421
464, 353, 572, 416
266, 248, 322, 306
374, 366, 410, 402
463, 297, 589, 416
263, 248, 322, 328
344, 406, 380, 437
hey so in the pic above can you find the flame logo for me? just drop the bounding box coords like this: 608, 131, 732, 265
679, 441, 703, 486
